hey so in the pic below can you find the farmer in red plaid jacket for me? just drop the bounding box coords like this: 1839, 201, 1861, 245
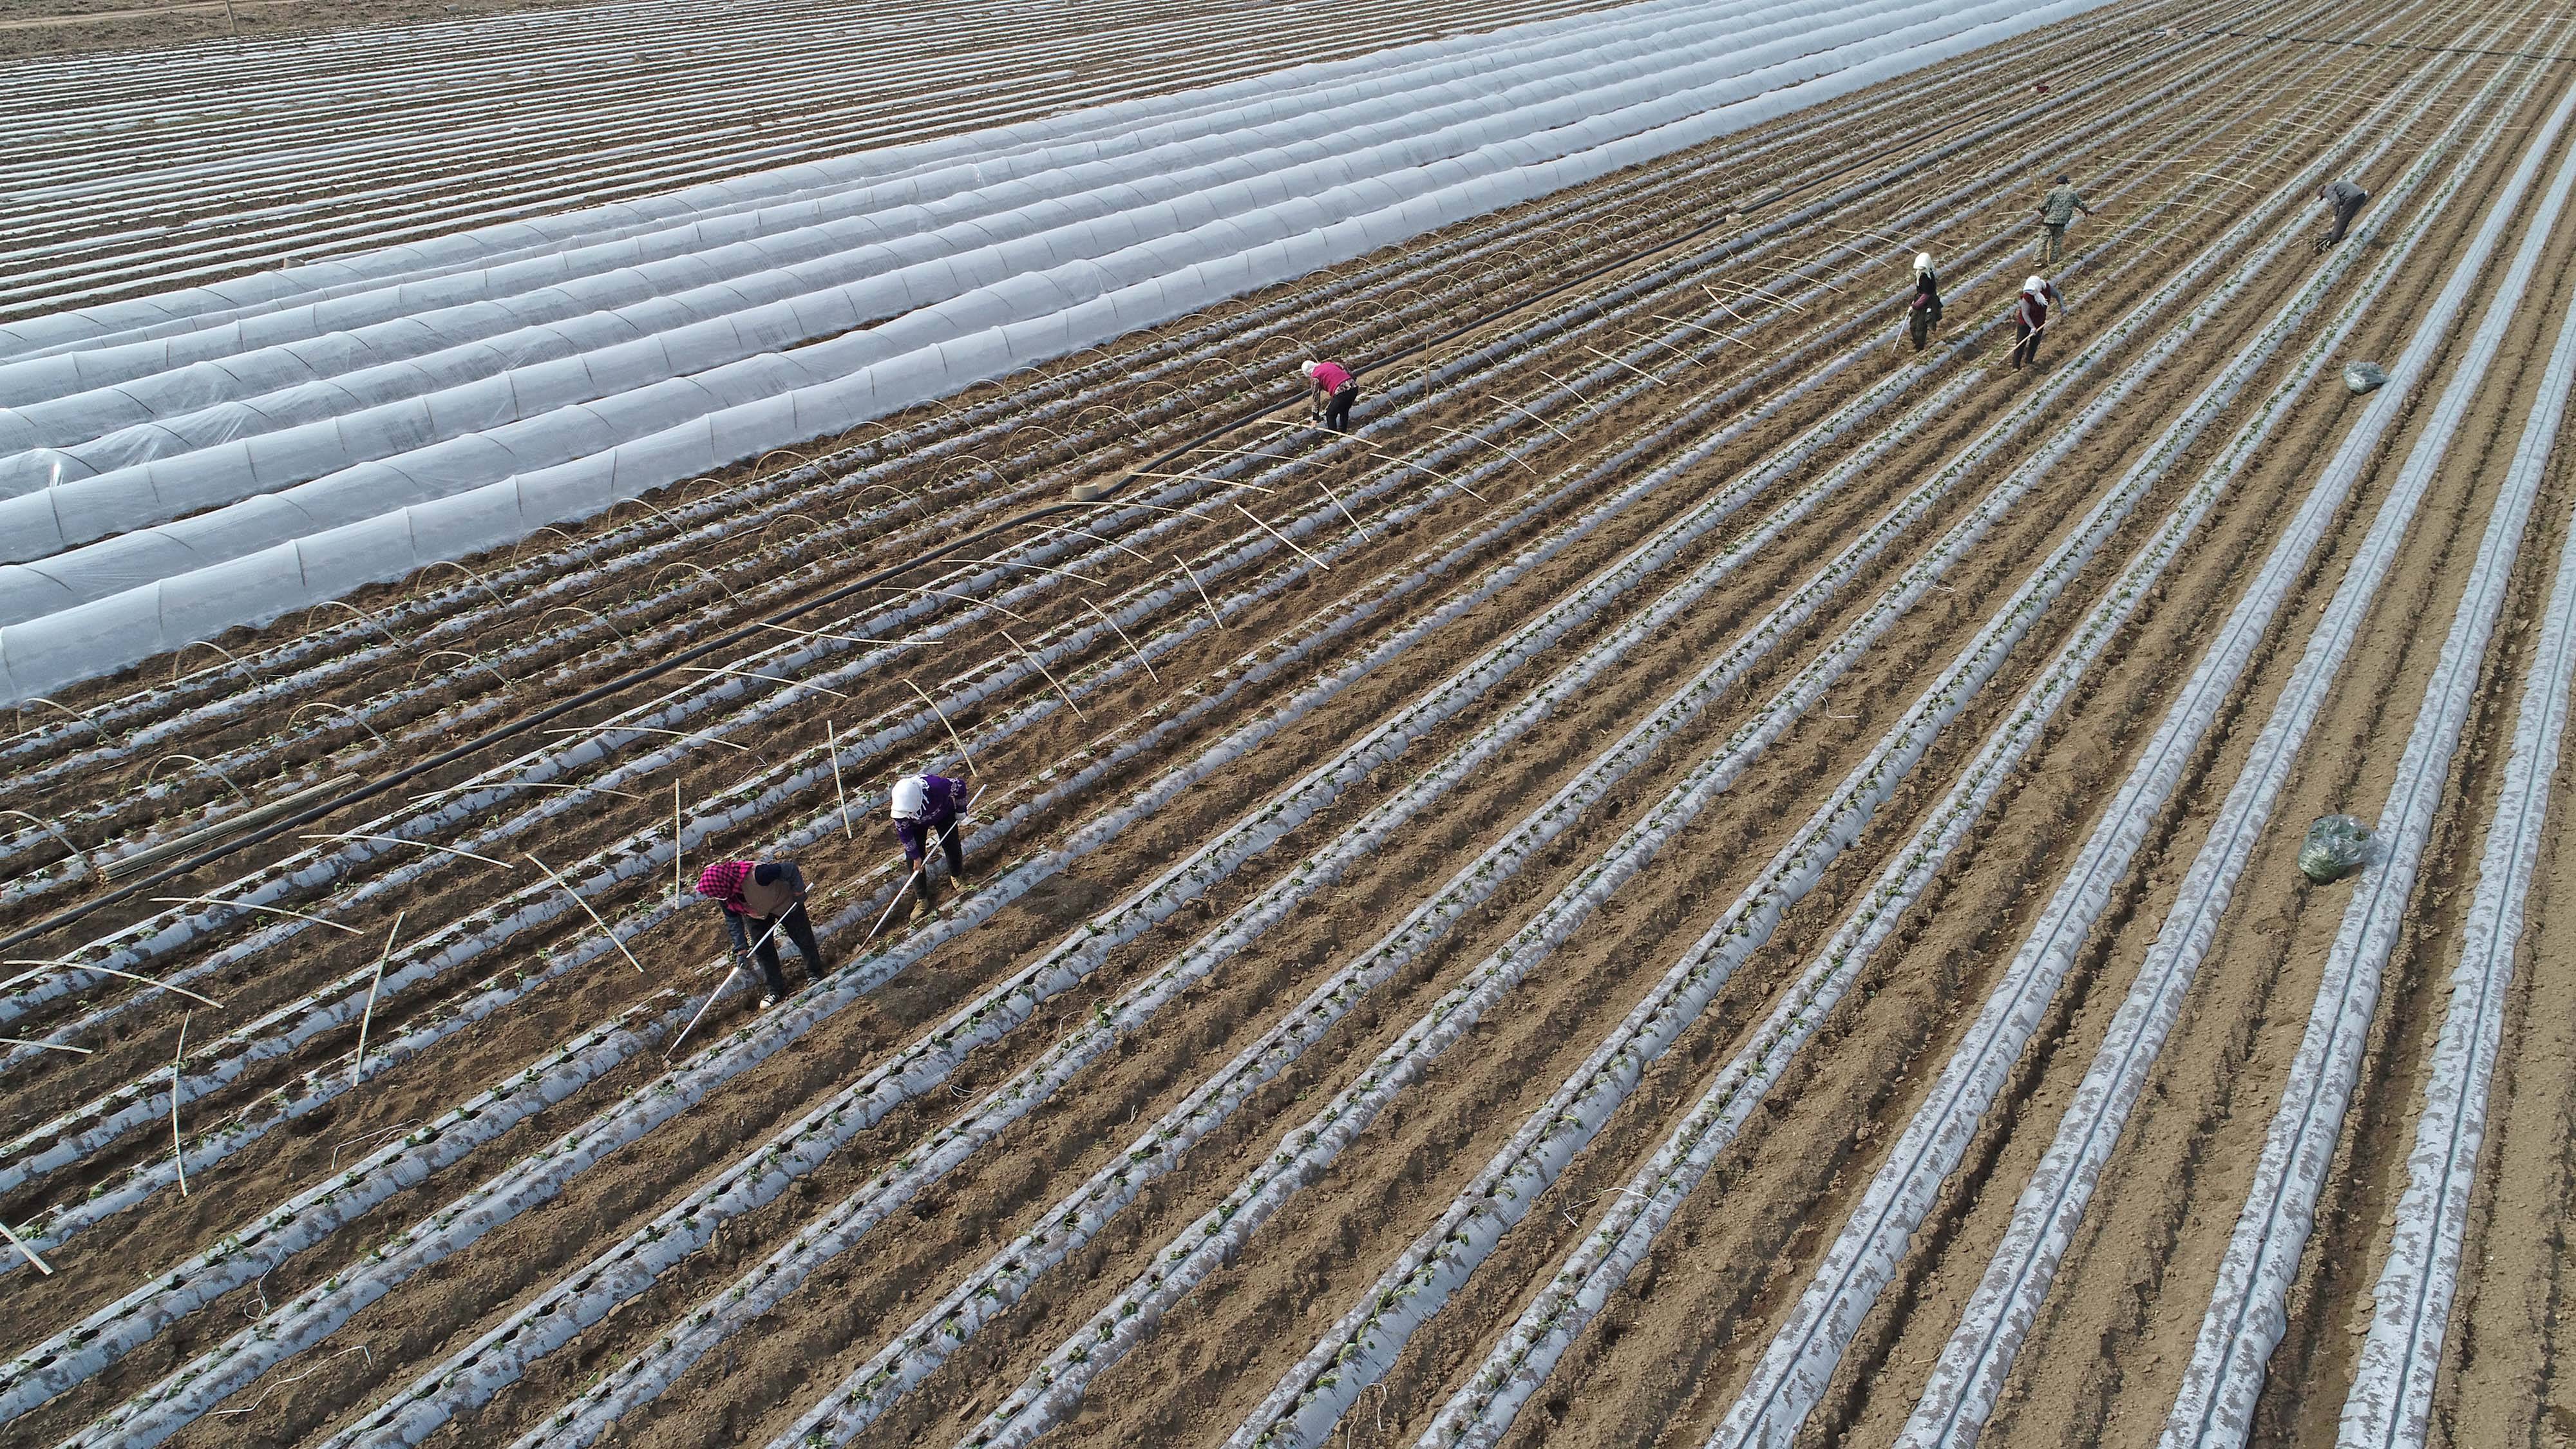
696, 859, 826, 1008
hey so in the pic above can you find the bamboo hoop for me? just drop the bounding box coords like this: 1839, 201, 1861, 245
0, 809, 95, 879
149, 896, 363, 935
139, 753, 251, 805
0, 957, 224, 1008
352, 911, 404, 1083
289, 701, 388, 749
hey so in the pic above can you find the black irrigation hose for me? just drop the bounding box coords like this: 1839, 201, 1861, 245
0, 23, 2204, 954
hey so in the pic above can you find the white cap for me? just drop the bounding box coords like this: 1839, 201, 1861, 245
2024, 275, 2046, 293
891, 776, 927, 820
1915, 252, 1934, 274
1300, 359, 1320, 377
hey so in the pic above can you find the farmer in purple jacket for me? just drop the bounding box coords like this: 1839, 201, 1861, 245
891, 773, 970, 909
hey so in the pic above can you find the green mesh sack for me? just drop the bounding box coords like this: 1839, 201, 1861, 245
2300, 813, 2374, 883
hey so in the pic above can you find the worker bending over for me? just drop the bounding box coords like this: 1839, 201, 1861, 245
2316, 178, 2369, 252
1303, 358, 1359, 433
2037, 175, 2092, 265
697, 858, 826, 1008
892, 773, 970, 909
2010, 275, 2066, 371
1908, 252, 1944, 352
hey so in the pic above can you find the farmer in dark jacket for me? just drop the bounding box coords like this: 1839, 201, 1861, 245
697, 859, 825, 1007
1908, 252, 1944, 352
2316, 178, 2370, 251
891, 773, 969, 909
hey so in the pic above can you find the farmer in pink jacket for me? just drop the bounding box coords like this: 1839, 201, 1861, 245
1303, 358, 1359, 433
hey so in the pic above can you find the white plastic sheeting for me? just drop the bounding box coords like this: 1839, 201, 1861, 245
0, 0, 1911, 511
0, 0, 2122, 704
0, 0, 1616, 327
0, 0, 1705, 387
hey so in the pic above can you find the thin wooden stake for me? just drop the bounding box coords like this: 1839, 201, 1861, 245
302, 833, 514, 870
916, 586, 1032, 623
0, 958, 225, 1009
1019, 520, 1153, 564
753, 620, 920, 649
1122, 468, 1278, 495
150, 897, 363, 934
538, 724, 753, 754
1654, 312, 1761, 353
172, 1013, 191, 1197
526, 853, 645, 972
673, 780, 683, 909
1, 1036, 91, 1056
1422, 425, 1535, 477
679, 664, 850, 701
976, 556, 1106, 588
1235, 503, 1331, 571
828, 724, 853, 840
408, 780, 641, 807
903, 679, 980, 775
1002, 629, 1087, 722
0, 1218, 53, 1274
1176, 556, 1226, 628
1495, 398, 1580, 448
1582, 343, 1664, 385
1309, 471, 1366, 536
1085, 600, 1160, 682
352, 911, 404, 1084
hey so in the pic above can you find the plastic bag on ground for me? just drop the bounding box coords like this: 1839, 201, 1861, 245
2300, 813, 2374, 882
2344, 361, 2389, 393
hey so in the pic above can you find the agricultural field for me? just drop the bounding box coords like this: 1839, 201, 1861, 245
4, 0, 2576, 1446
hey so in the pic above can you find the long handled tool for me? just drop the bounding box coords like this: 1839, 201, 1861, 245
666, 913, 790, 1059
866, 786, 983, 942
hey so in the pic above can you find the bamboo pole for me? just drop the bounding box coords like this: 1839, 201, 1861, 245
0, 1218, 53, 1274
1085, 601, 1160, 682
1235, 503, 1331, 571
1175, 556, 1226, 627
352, 911, 405, 1084
1001, 630, 1087, 721
903, 679, 980, 775
150, 897, 363, 934
526, 853, 645, 972
1, 1036, 91, 1055
828, 724, 853, 839
172, 1013, 192, 1197
0, 957, 224, 1009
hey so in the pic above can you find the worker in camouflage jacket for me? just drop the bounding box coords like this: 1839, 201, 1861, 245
2036, 175, 2092, 265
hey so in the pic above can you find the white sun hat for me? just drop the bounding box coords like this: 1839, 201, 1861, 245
891, 776, 928, 820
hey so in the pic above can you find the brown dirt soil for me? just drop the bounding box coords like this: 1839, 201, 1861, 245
13, 0, 2576, 1446
0, 0, 583, 59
